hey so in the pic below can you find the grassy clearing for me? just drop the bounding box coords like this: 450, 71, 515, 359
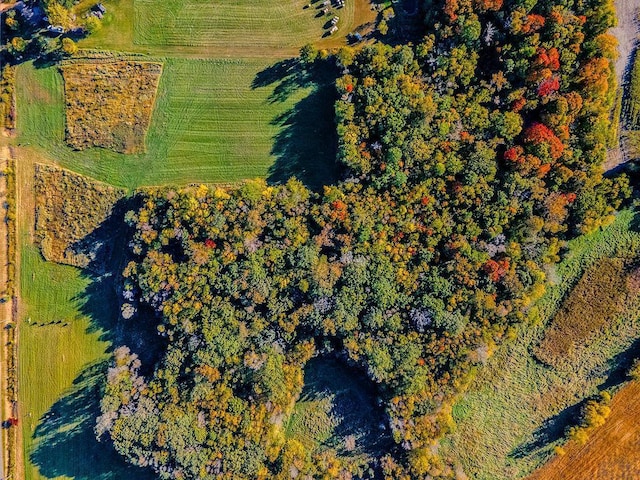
134, 0, 357, 52
285, 357, 391, 467
527, 381, 640, 480
440, 208, 640, 480
16, 59, 337, 189
62, 62, 162, 153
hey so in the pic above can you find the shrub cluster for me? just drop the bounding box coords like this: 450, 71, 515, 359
0, 65, 16, 130
34, 164, 125, 268
567, 391, 612, 445
61, 62, 162, 154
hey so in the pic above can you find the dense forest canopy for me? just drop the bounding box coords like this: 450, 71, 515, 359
96, 0, 631, 477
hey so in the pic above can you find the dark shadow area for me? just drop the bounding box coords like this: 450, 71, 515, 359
71, 196, 166, 370
509, 400, 583, 461
630, 208, 640, 233
1, 0, 91, 69
251, 58, 300, 89
297, 356, 394, 462
29, 360, 157, 480
600, 336, 640, 390
269, 87, 340, 190
378, 0, 425, 46
253, 58, 342, 190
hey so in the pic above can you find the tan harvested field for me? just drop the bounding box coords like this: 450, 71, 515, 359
62, 62, 162, 153
527, 381, 640, 480
534, 258, 638, 367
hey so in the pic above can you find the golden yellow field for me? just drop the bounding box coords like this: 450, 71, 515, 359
527, 380, 640, 480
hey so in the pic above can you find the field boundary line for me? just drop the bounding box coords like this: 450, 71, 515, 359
0, 138, 19, 480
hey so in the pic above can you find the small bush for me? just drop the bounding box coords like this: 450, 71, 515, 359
567, 391, 612, 445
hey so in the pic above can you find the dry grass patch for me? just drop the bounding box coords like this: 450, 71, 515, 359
527, 381, 640, 480
34, 164, 125, 268
533, 257, 639, 368
62, 61, 162, 153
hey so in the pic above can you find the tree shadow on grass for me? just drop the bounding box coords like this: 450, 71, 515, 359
269, 86, 340, 190
297, 357, 394, 463
71, 196, 166, 371
253, 58, 342, 190
29, 360, 157, 480
28, 196, 162, 479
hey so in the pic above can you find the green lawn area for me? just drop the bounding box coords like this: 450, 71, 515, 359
133, 0, 355, 51
16, 59, 337, 189
75, 0, 135, 51
440, 209, 640, 479
19, 244, 116, 480
19, 238, 158, 479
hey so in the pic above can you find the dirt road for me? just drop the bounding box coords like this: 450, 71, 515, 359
612, 0, 640, 85
605, 0, 640, 170
0, 142, 12, 480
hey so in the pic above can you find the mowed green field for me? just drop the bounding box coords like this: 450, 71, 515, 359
440, 209, 640, 480
19, 244, 110, 480
134, 0, 356, 51
19, 242, 159, 480
16, 59, 336, 189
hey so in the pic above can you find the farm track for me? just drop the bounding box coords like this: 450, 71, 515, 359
0, 142, 9, 480
607, 0, 640, 169
0, 137, 21, 480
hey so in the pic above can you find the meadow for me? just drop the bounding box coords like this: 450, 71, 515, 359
440, 208, 640, 479
62, 62, 162, 153
16, 58, 337, 189
534, 256, 637, 368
